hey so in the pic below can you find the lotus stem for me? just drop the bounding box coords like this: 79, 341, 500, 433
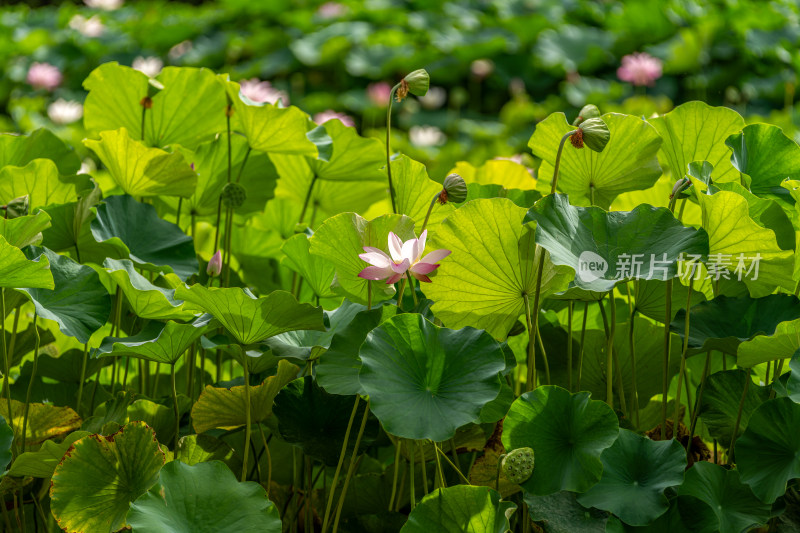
522, 293, 536, 391
448, 438, 460, 477
236, 147, 251, 184
418, 440, 429, 495
672, 279, 694, 430
661, 279, 673, 440
21, 313, 40, 453
6, 306, 19, 369
535, 324, 550, 385
298, 174, 319, 226
241, 354, 251, 482
409, 438, 416, 510
605, 291, 616, 408
406, 271, 419, 307
257, 423, 273, 496
687, 350, 711, 457
386, 84, 401, 213
322, 395, 360, 533
304, 458, 313, 533
394, 462, 407, 512
567, 301, 574, 392
432, 441, 446, 489
728, 372, 751, 464
551, 130, 576, 194
388, 439, 402, 510
577, 301, 589, 391
1, 288, 13, 439
629, 308, 639, 427
76, 343, 89, 414
436, 442, 470, 485
176, 198, 182, 227
331, 401, 370, 533
420, 191, 440, 234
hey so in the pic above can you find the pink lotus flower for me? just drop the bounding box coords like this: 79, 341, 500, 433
367, 82, 392, 107
317, 2, 345, 18
313, 110, 355, 128
617, 52, 662, 87
358, 230, 451, 284
239, 78, 289, 106
27, 63, 62, 91
207, 250, 222, 277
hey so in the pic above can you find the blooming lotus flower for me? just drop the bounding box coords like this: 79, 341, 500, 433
27, 63, 62, 91
317, 2, 345, 18
207, 250, 222, 277
69, 14, 105, 37
617, 52, 662, 87
358, 230, 451, 284
84, 0, 123, 9
47, 99, 83, 125
239, 78, 288, 106
132, 56, 163, 78
313, 110, 355, 128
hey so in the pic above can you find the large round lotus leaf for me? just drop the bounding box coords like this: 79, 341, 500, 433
524, 491, 608, 533
501, 386, 619, 495
0, 398, 81, 447
281, 233, 336, 299
83, 63, 226, 150
0, 235, 54, 290
528, 112, 662, 208
0, 128, 81, 173
524, 193, 709, 292
309, 212, 416, 305
84, 128, 197, 198
424, 198, 572, 340
96, 317, 214, 365
50, 421, 166, 533
648, 101, 744, 182
577, 429, 687, 526
632, 278, 706, 322
175, 434, 242, 475
127, 460, 281, 533
736, 397, 800, 503
20, 246, 111, 344
7, 431, 89, 479
391, 154, 455, 230
451, 159, 536, 190
0, 415, 11, 474
0, 159, 91, 210
604, 497, 718, 533
316, 303, 397, 396
738, 317, 800, 367
175, 284, 324, 345
358, 313, 505, 442
670, 294, 800, 356
91, 194, 199, 280
677, 461, 770, 533
273, 377, 378, 465
400, 485, 516, 533
462, 182, 541, 208
698, 369, 769, 447
0, 210, 51, 249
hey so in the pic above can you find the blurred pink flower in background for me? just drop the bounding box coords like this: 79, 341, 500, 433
313, 110, 355, 127
617, 52, 662, 87
367, 82, 392, 107
27, 62, 62, 91
132, 56, 163, 77
47, 99, 83, 124
69, 14, 105, 37
470, 59, 494, 79
317, 2, 346, 19
239, 78, 289, 105
84, 0, 123, 9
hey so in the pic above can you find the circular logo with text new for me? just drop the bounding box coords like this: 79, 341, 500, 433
577, 251, 608, 282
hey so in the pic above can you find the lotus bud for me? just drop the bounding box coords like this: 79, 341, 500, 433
670, 177, 690, 199
576, 117, 610, 153
3, 195, 29, 219
221, 182, 247, 208
501, 447, 534, 484
438, 173, 467, 204
572, 104, 601, 126
403, 69, 430, 97
207, 250, 222, 277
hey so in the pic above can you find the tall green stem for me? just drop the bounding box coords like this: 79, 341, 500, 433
76, 343, 89, 414
408, 438, 416, 510
606, 291, 616, 408
687, 350, 711, 457
728, 372, 751, 464
322, 396, 360, 533
241, 354, 251, 482
522, 293, 536, 391
567, 301, 574, 392
672, 280, 694, 430
388, 439, 402, 510
21, 313, 40, 453
257, 423, 273, 496
629, 308, 639, 427
577, 301, 588, 391
551, 131, 576, 194
661, 279, 673, 440
406, 272, 419, 308
420, 191, 440, 234
1, 288, 12, 437
331, 402, 370, 533
171, 362, 180, 451
385, 84, 401, 213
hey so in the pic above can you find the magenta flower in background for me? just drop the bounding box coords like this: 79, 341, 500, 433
317, 2, 345, 19
207, 250, 222, 278
358, 230, 451, 284
239, 78, 289, 106
27, 62, 62, 91
313, 110, 355, 127
367, 82, 392, 107
617, 52, 662, 87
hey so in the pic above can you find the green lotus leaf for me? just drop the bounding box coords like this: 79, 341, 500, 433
529, 113, 662, 208
670, 294, 800, 356
128, 460, 281, 533
451, 159, 536, 190
736, 397, 800, 503
648, 101, 744, 182
84, 63, 226, 150
0, 235, 54, 289
462, 183, 542, 208
0, 210, 50, 248
175, 434, 242, 474
50, 421, 166, 533
738, 317, 800, 367
604, 497, 718, 533
632, 278, 706, 322
102, 258, 195, 321
7, 431, 89, 479
0, 159, 90, 210
690, 177, 794, 296
96, 318, 214, 365
91, 194, 199, 280
425, 198, 572, 340
0, 128, 81, 174
392, 154, 455, 230
786, 348, 800, 402
502, 385, 619, 495
0, 399, 81, 447
698, 369, 769, 446
316, 303, 397, 396
309, 212, 416, 305
0, 415, 11, 474
358, 313, 505, 441
84, 128, 197, 198
400, 485, 516, 533
525, 193, 709, 292
19, 247, 111, 343
223, 78, 319, 157
677, 461, 770, 533
273, 376, 379, 465
577, 429, 687, 526
191, 360, 299, 433
281, 233, 336, 299
524, 491, 608, 533
127, 399, 177, 445
726, 123, 800, 206
175, 285, 324, 345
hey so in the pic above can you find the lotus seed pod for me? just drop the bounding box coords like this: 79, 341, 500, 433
501, 447, 534, 484
404, 69, 430, 97
572, 104, 601, 126
221, 182, 247, 208
578, 117, 610, 153
440, 173, 467, 204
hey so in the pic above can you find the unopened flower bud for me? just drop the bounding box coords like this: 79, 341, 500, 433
403, 69, 430, 97
207, 250, 222, 277
572, 104, 601, 126
577, 117, 610, 153
3, 195, 29, 219
670, 177, 690, 199
501, 447, 534, 484
439, 173, 467, 204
